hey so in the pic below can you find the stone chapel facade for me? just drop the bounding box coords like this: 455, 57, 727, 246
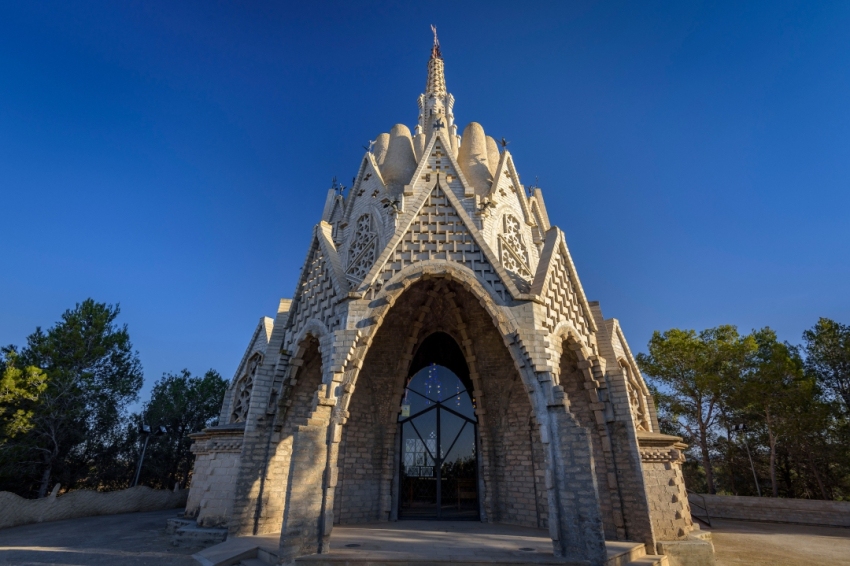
185, 34, 699, 565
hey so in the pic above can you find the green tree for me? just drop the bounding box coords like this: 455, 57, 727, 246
737, 329, 808, 497
637, 326, 753, 494
12, 299, 143, 497
803, 318, 850, 413
0, 347, 47, 441
133, 369, 227, 489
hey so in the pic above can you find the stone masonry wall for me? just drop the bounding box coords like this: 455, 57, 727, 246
691, 493, 850, 527
333, 302, 407, 524
457, 285, 545, 528
640, 439, 694, 540
333, 372, 385, 523
188, 451, 241, 527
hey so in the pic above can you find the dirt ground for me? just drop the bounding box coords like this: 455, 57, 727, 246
707, 518, 850, 566
1, 510, 849, 565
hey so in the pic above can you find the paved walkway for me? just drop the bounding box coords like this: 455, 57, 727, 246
0, 508, 195, 565
202, 521, 646, 565
307, 521, 646, 564
2, 510, 849, 566
707, 518, 850, 566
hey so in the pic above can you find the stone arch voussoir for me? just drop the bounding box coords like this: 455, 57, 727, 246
334, 260, 543, 424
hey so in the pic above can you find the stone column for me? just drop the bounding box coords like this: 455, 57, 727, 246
278, 403, 333, 563
546, 395, 608, 566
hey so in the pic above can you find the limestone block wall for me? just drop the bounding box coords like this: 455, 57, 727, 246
690, 494, 850, 527
639, 432, 694, 540
0, 486, 187, 530
185, 424, 245, 528
458, 287, 546, 528
334, 377, 385, 523
186, 451, 241, 527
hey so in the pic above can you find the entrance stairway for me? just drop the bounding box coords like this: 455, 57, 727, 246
192, 522, 669, 566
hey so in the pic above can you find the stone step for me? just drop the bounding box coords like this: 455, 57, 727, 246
170, 520, 228, 548
166, 517, 195, 534
627, 556, 669, 566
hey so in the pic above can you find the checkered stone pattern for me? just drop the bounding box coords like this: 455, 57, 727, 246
289, 241, 339, 335
375, 185, 509, 302
542, 253, 592, 338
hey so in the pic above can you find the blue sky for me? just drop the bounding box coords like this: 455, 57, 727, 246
1, 1, 848, 407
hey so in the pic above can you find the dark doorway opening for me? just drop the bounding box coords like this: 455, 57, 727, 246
398, 333, 479, 520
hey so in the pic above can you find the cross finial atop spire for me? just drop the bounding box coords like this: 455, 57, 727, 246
430, 25, 442, 59
419, 25, 452, 144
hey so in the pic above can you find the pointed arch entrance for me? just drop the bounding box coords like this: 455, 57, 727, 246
398, 332, 479, 519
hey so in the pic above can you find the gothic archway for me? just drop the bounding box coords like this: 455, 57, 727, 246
332, 277, 547, 528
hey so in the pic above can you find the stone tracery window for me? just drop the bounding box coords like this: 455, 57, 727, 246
499, 213, 531, 278
621, 361, 650, 432
230, 354, 261, 423
346, 213, 378, 282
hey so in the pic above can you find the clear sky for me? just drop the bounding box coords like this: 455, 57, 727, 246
1, 1, 848, 407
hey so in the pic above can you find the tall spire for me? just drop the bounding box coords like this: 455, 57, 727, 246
418, 25, 455, 149
425, 25, 446, 97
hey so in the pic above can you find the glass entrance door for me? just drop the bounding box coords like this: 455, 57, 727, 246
398, 364, 479, 519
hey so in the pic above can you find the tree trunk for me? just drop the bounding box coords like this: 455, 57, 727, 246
725, 422, 737, 494
766, 408, 778, 497
699, 424, 715, 494
38, 463, 52, 498
807, 449, 830, 500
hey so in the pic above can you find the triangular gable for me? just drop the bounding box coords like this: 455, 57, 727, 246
316, 221, 350, 297
529, 188, 551, 232
231, 316, 275, 384
357, 178, 523, 302
605, 318, 653, 431
407, 131, 476, 199
605, 319, 649, 392
321, 188, 338, 222
344, 153, 387, 220
531, 228, 598, 334
286, 231, 342, 333
487, 151, 534, 227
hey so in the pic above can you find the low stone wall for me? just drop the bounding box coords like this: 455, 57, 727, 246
689, 493, 850, 527
0, 485, 189, 530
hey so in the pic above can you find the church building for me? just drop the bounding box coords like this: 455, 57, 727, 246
185, 31, 707, 566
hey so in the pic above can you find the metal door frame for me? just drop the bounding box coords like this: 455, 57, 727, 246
397, 386, 479, 519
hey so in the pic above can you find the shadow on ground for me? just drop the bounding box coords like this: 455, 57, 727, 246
0, 508, 200, 565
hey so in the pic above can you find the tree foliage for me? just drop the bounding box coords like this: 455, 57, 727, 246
636, 326, 753, 494
640, 319, 850, 500
0, 300, 144, 497
130, 369, 227, 490
803, 318, 850, 413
